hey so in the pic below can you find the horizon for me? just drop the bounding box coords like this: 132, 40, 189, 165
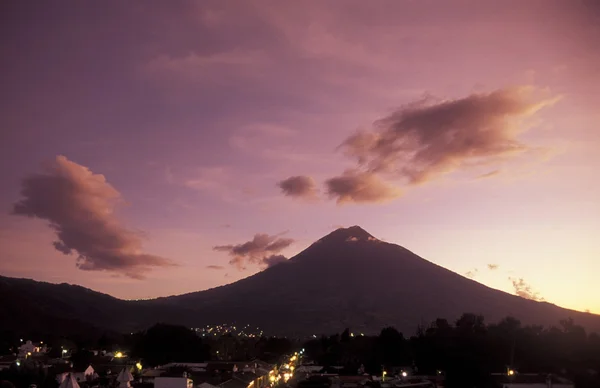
1, 1, 599, 314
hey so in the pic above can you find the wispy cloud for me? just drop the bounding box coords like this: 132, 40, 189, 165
214, 233, 294, 270
206, 265, 225, 270
325, 170, 401, 204
144, 49, 270, 82
339, 87, 558, 185
278, 175, 318, 200
477, 170, 502, 180
465, 268, 479, 279
509, 277, 545, 301
487, 263, 499, 270
11, 156, 175, 279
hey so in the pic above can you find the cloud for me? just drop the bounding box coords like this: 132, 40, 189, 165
325, 170, 401, 204
206, 265, 225, 270
339, 87, 558, 185
487, 263, 499, 270
477, 170, 502, 179
263, 254, 288, 268
465, 268, 479, 279
509, 277, 545, 301
214, 233, 294, 270
11, 155, 175, 279
278, 175, 318, 199
145, 49, 269, 81
184, 166, 230, 193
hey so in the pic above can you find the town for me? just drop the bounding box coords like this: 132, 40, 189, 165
2, 314, 595, 388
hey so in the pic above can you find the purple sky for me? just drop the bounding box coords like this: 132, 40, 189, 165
1, 1, 599, 313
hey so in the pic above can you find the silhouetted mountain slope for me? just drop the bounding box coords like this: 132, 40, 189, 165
2, 226, 599, 338
155, 226, 600, 336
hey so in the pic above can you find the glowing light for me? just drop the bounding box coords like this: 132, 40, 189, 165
401, 372, 407, 377
508, 369, 515, 376
27, 352, 31, 356
269, 376, 276, 382
16, 361, 20, 366
115, 351, 123, 358
62, 349, 68, 354
290, 366, 295, 371
136, 362, 142, 370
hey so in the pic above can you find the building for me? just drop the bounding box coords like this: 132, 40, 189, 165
490, 373, 574, 388
18, 340, 47, 358
154, 376, 194, 388
56, 365, 96, 384
58, 373, 81, 388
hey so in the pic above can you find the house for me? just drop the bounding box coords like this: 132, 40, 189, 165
117, 367, 135, 388
58, 373, 81, 388
56, 365, 96, 384
18, 340, 47, 358
154, 376, 194, 388
490, 373, 574, 388
199, 382, 220, 388
296, 366, 325, 375
219, 378, 249, 388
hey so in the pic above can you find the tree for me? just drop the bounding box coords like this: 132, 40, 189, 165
70, 349, 94, 371
131, 323, 210, 367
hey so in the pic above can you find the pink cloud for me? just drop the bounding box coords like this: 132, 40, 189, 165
12, 156, 175, 279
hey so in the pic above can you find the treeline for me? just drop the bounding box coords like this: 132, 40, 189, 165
3, 315, 600, 388
302, 313, 600, 388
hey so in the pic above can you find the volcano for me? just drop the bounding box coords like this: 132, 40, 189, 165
151, 226, 600, 335
2, 226, 599, 337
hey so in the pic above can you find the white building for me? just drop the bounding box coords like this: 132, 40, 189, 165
58, 374, 81, 388
117, 367, 135, 388
56, 365, 95, 384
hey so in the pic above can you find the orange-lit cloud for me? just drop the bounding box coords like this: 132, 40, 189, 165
278, 175, 318, 199
206, 265, 225, 270
325, 170, 401, 204
487, 263, 499, 270
214, 233, 294, 270
340, 87, 557, 185
509, 277, 544, 301
11, 156, 174, 279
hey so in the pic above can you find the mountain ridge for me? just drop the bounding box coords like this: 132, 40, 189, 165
1, 226, 599, 338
